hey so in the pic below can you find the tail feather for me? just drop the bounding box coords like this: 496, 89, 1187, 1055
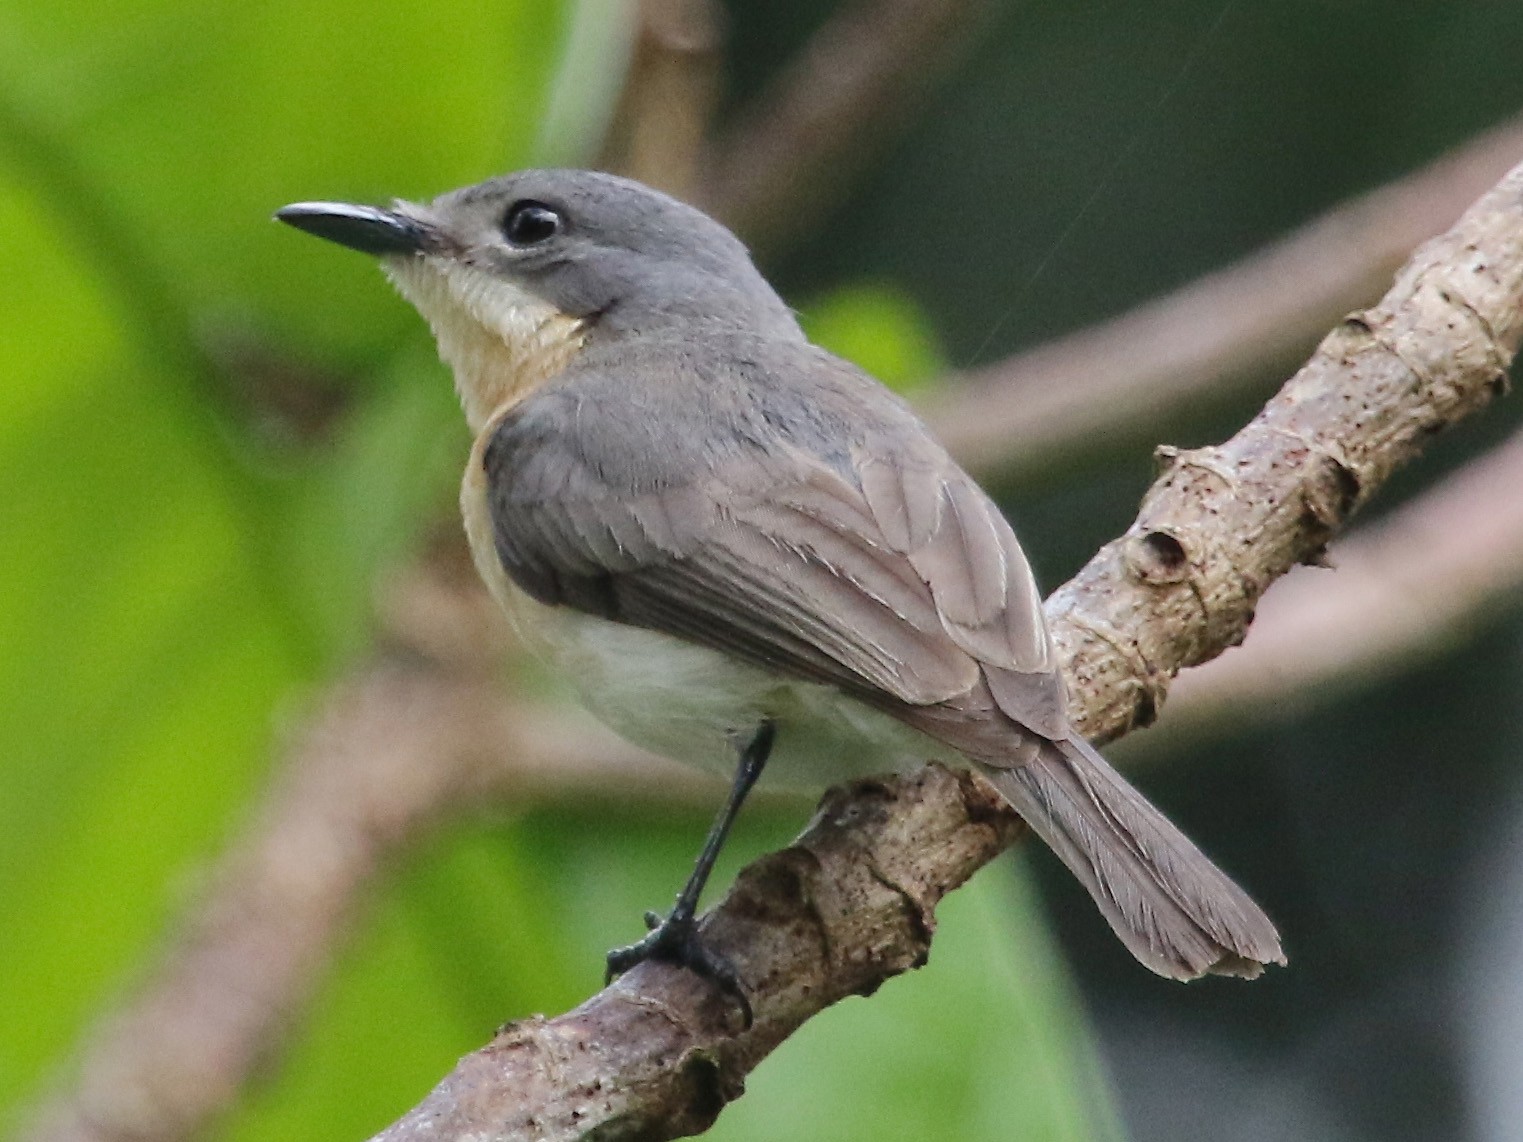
981, 737, 1285, 980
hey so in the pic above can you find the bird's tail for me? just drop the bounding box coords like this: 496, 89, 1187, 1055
979, 736, 1285, 980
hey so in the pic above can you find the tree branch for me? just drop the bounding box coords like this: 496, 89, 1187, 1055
357, 154, 1523, 1142
926, 113, 1523, 482
1152, 421, 1523, 746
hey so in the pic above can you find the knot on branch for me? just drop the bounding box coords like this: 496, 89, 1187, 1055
1130, 444, 1258, 649
1127, 530, 1191, 583
1296, 445, 1362, 567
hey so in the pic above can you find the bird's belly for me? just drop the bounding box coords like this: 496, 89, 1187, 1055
516, 594, 957, 789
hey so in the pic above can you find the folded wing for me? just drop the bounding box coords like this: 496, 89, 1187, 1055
483, 384, 1064, 732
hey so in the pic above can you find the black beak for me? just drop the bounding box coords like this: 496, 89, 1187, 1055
275, 201, 435, 256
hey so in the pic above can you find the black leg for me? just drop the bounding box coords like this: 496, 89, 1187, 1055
605, 720, 776, 1025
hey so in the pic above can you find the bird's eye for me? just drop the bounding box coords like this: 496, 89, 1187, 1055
502, 200, 562, 246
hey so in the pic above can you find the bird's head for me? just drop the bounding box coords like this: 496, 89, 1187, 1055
277, 169, 798, 431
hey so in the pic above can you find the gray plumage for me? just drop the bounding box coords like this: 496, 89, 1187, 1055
483, 321, 1280, 980
278, 169, 1285, 982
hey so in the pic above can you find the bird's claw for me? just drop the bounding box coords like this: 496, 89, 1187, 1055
605, 911, 753, 1027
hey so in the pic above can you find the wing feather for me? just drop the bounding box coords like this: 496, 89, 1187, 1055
483, 373, 1063, 736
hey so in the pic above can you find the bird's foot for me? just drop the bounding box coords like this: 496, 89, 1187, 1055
605, 908, 752, 1026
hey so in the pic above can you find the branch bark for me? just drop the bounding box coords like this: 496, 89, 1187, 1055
357, 157, 1523, 1142
1153, 421, 1523, 746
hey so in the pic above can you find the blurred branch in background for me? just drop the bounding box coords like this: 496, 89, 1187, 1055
351, 156, 1523, 1142
594, 0, 994, 252
596, 0, 723, 198
694, 0, 993, 254
927, 112, 1523, 483
24, 622, 708, 1142
24, 661, 517, 1142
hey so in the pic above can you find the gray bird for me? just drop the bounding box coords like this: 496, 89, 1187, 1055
277, 170, 1284, 1019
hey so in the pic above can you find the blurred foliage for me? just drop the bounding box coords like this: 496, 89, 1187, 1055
799, 280, 946, 397
8, 0, 1523, 1140
0, 1, 1113, 1139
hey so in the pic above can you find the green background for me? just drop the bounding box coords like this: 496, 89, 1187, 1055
4, 2, 1523, 1140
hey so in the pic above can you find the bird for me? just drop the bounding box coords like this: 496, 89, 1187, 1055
276, 170, 1284, 1020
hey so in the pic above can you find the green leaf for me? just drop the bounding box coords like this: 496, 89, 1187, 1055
798, 281, 947, 396
0, 0, 572, 358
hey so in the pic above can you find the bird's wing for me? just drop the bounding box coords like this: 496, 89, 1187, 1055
482, 376, 1067, 738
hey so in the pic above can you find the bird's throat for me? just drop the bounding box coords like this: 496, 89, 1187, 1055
386, 257, 587, 433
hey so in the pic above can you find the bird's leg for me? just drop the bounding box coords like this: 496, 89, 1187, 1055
605, 720, 776, 1025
